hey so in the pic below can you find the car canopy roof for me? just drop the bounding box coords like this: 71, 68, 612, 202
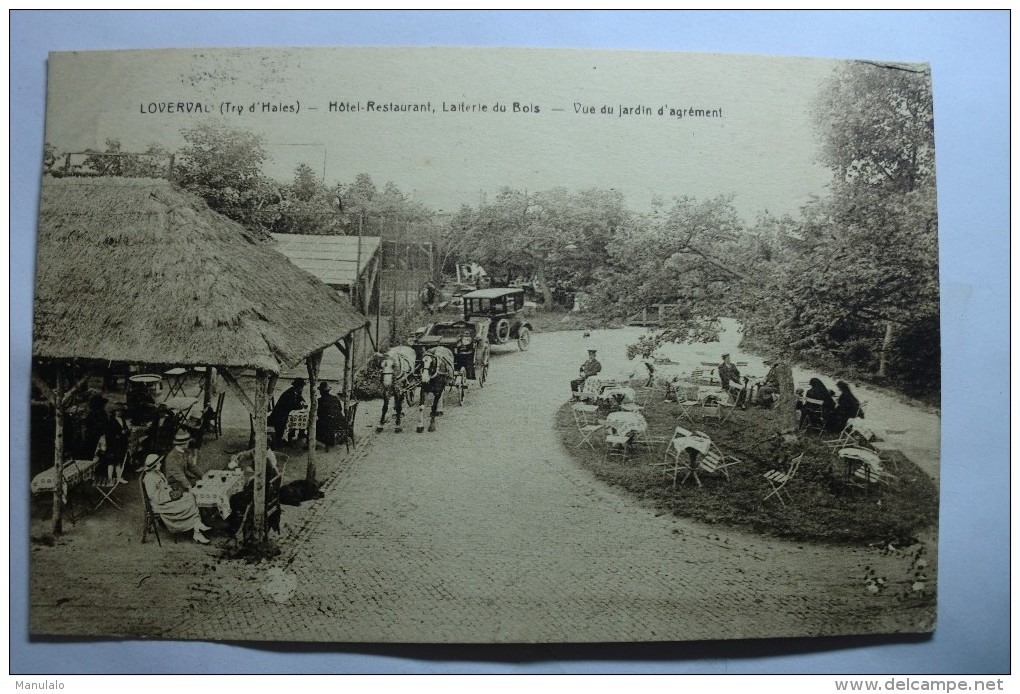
462, 287, 524, 300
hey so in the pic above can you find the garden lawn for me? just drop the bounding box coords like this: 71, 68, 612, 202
557, 383, 939, 546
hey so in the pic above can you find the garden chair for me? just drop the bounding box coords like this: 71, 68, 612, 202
763, 452, 805, 506
211, 392, 226, 439
698, 440, 741, 480
572, 403, 603, 451
798, 398, 828, 433
603, 423, 630, 464
655, 428, 712, 487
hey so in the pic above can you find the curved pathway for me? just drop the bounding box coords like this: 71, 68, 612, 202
169, 329, 937, 642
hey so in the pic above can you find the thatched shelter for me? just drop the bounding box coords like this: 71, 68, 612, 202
33, 177, 368, 536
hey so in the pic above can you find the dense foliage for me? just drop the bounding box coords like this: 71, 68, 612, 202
42, 61, 939, 398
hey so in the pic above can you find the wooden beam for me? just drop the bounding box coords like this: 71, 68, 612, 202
60, 373, 92, 406
305, 352, 322, 485
31, 372, 56, 405
51, 367, 65, 536
218, 367, 256, 415
252, 370, 268, 541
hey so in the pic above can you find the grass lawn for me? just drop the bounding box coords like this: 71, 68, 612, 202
557, 384, 939, 546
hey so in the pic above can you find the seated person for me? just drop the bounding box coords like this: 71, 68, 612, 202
753, 362, 781, 407
140, 453, 211, 544
797, 377, 836, 428
717, 354, 748, 408
226, 447, 282, 535
315, 382, 347, 449
570, 349, 602, 399
164, 429, 203, 495
833, 380, 864, 432
126, 381, 159, 426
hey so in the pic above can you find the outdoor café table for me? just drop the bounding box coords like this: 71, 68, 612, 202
598, 385, 637, 406
605, 410, 648, 438
837, 447, 891, 489
163, 396, 198, 418
192, 469, 246, 519
31, 459, 96, 500
163, 368, 190, 398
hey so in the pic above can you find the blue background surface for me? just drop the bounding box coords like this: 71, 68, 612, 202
9, 10, 1010, 674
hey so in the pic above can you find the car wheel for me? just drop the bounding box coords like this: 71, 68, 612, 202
517, 327, 530, 351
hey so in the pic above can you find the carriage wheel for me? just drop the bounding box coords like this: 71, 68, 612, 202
517, 327, 531, 351
404, 384, 417, 407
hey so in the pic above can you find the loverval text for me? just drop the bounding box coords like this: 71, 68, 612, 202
138, 102, 300, 115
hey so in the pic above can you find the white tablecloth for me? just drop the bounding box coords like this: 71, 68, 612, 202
31, 459, 95, 496
605, 411, 648, 437
192, 469, 246, 518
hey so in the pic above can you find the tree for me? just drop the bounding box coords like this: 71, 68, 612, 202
174, 122, 276, 231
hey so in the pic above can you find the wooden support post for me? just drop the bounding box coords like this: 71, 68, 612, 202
305, 351, 322, 484
252, 370, 269, 541
202, 366, 213, 410
51, 366, 65, 536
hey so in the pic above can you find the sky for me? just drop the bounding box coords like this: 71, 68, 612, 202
45, 46, 841, 221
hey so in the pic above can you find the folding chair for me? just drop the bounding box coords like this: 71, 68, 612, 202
763, 452, 805, 506
798, 398, 827, 433
700, 398, 723, 421
572, 403, 604, 451
698, 440, 741, 480
604, 425, 630, 464
654, 427, 710, 487
211, 392, 226, 439
140, 472, 162, 546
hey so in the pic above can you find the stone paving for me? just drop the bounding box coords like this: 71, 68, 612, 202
151, 329, 937, 643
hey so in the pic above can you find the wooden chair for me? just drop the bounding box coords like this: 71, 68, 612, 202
763, 452, 805, 506
211, 392, 226, 439
572, 403, 603, 451
798, 398, 828, 433
140, 472, 162, 546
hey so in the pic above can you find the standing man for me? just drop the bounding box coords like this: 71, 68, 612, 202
570, 348, 603, 399
268, 378, 306, 446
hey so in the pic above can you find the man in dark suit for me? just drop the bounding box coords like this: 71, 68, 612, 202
268, 378, 306, 446
570, 349, 602, 399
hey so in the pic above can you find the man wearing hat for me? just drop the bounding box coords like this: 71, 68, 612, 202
752, 360, 781, 407
141, 453, 211, 544
718, 354, 747, 407
164, 429, 202, 495
93, 402, 131, 487
268, 378, 307, 446
570, 348, 602, 399
315, 381, 347, 449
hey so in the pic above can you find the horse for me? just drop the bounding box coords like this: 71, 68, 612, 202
376, 345, 417, 433
417, 346, 456, 433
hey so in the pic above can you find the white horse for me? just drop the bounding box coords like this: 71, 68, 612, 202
418, 346, 455, 433
377, 345, 417, 433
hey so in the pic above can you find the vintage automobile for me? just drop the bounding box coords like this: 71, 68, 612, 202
410, 318, 491, 404
461, 287, 533, 351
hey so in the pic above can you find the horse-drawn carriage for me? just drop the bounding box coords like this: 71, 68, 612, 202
410, 319, 491, 405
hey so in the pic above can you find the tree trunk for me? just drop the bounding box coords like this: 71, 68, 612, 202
51, 367, 65, 536
536, 263, 553, 310
305, 351, 322, 485
252, 370, 268, 541
773, 362, 800, 433
878, 321, 895, 377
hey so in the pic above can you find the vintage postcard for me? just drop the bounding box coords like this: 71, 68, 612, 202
30, 47, 939, 643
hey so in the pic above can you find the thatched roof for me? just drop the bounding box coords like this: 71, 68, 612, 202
33, 178, 367, 373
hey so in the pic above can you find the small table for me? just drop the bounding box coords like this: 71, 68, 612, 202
163, 368, 189, 398
163, 396, 199, 418
31, 459, 96, 497
838, 447, 886, 489
192, 470, 246, 519
605, 410, 648, 438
